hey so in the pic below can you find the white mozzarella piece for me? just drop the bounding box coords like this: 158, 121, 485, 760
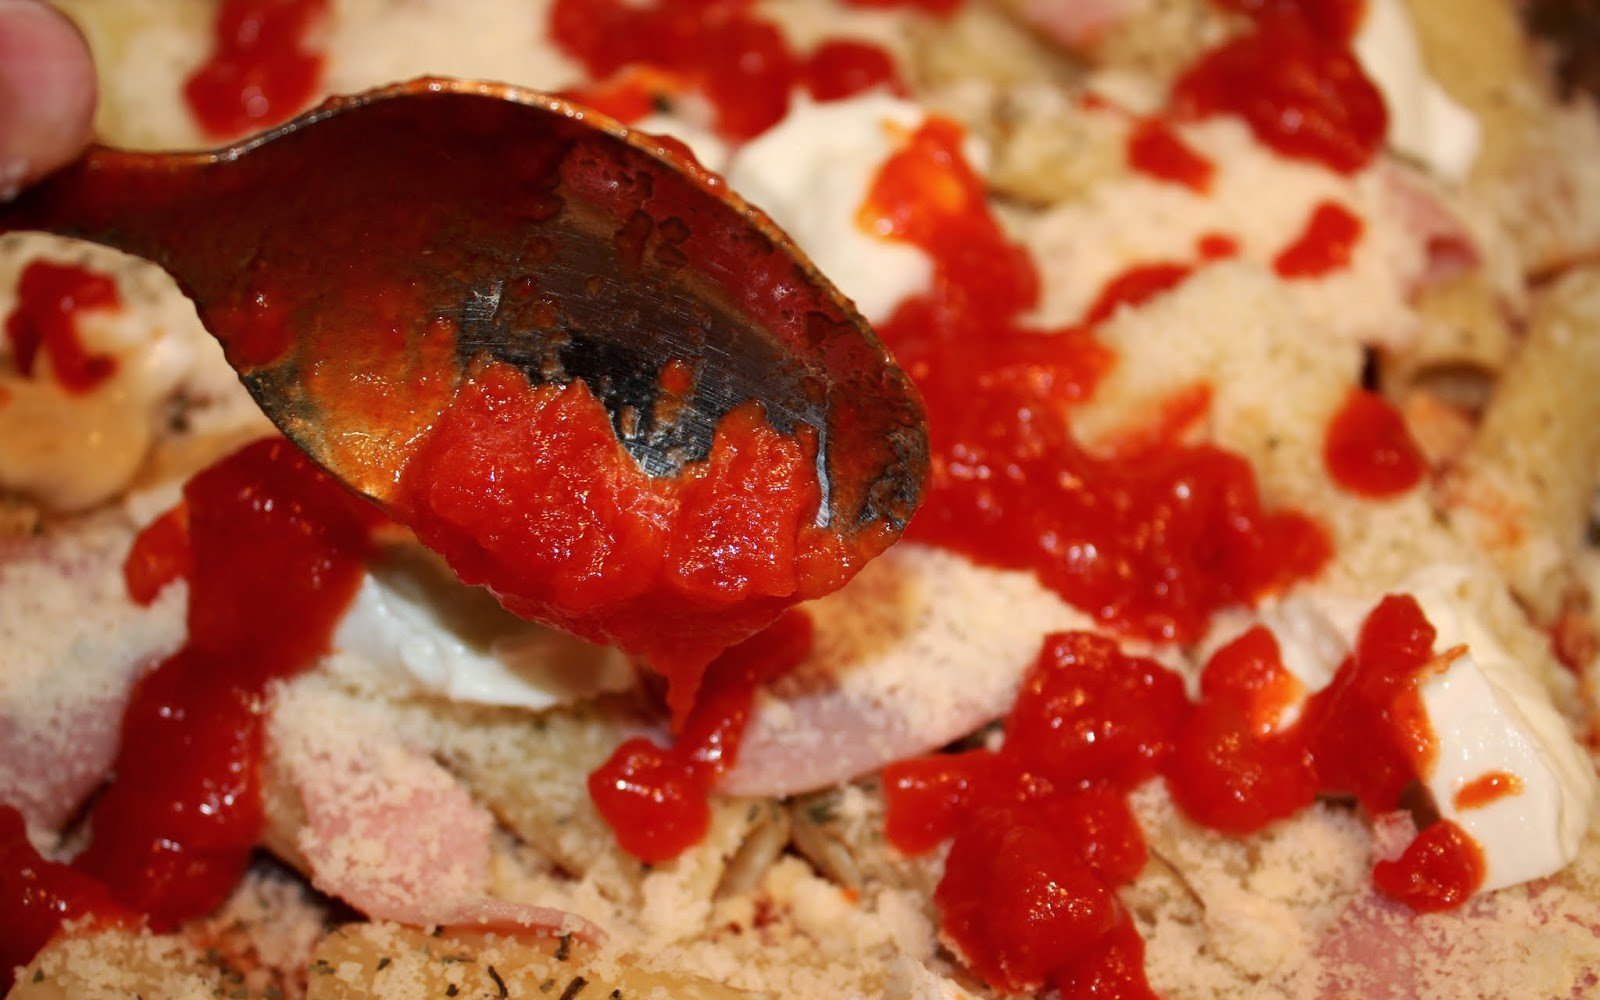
1257, 596, 1349, 728
1416, 650, 1576, 891
1234, 573, 1594, 893
723, 93, 935, 325
334, 561, 635, 712
1353, 0, 1482, 181
1404, 572, 1598, 887
0, 238, 226, 512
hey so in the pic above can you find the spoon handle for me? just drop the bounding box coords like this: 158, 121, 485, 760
0, 149, 224, 284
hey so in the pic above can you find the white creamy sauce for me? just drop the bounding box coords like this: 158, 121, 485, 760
723, 93, 935, 325
1353, 0, 1481, 181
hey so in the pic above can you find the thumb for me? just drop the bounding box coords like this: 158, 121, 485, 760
0, 0, 95, 198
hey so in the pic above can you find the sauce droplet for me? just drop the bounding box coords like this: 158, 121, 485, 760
1324, 388, 1425, 499
1275, 200, 1365, 278
1171, 4, 1386, 173
1127, 119, 1215, 192
588, 610, 814, 861
4, 260, 121, 394
1453, 770, 1525, 811
183, 0, 329, 139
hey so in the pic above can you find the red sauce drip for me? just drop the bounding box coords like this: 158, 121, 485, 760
4, 260, 120, 394
183, 0, 329, 139
1083, 262, 1196, 326
1324, 388, 1425, 499
1171, 4, 1386, 173
0, 806, 132, 992
885, 633, 1180, 995
549, 0, 796, 140
588, 610, 813, 862
1454, 770, 1524, 811
1127, 119, 1215, 192
393, 362, 863, 724
802, 39, 904, 102
1372, 818, 1486, 911
74, 439, 375, 928
1197, 232, 1241, 260
122, 504, 192, 606
1275, 200, 1365, 278
2, 440, 375, 972
1171, 596, 1457, 838
1308, 595, 1443, 811
862, 118, 1327, 645
1166, 627, 1319, 833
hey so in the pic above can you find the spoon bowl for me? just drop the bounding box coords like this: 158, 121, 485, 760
0, 78, 927, 539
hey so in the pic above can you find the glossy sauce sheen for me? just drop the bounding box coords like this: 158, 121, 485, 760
885, 598, 1485, 994
0, 439, 375, 969
184, 0, 329, 139
862, 117, 1329, 644
587, 610, 814, 861
392, 363, 865, 722
4, 260, 120, 394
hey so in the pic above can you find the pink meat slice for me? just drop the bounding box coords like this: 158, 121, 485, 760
285, 725, 601, 940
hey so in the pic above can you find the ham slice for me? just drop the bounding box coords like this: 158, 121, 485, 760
0, 523, 183, 835
1017, 0, 1138, 51
273, 682, 601, 940
1380, 164, 1481, 292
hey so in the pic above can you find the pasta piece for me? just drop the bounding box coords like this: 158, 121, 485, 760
1444, 265, 1600, 621
789, 782, 943, 901
1405, 0, 1600, 273
10, 929, 228, 1000
904, 0, 1075, 94
302, 922, 758, 1000
427, 700, 652, 900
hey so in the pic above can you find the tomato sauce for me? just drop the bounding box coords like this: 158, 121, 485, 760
0, 807, 132, 991
862, 118, 1329, 644
1324, 388, 1425, 498
587, 610, 813, 862
1172, 1, 1385, 173
885, 633, 1176, 995
184, 0, 329, 140
1372, 818, 1485, 912
392, 362, 867, 723
549, 0, 902, 138
1127, 119, 1215, 192
888, 596, 1482, 995
4, 260, 120, 394
802, 39, 905, 102
0, 439, 376, 971
1083, 262, 1196, 326
123, 505, 191, 606
1454, 770, 1524, 810
1275, 200, 1365, 278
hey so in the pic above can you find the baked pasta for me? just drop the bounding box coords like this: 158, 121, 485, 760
5, 1, 1600, 997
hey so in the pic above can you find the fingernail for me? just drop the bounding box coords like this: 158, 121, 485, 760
0, 0, 96, 196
